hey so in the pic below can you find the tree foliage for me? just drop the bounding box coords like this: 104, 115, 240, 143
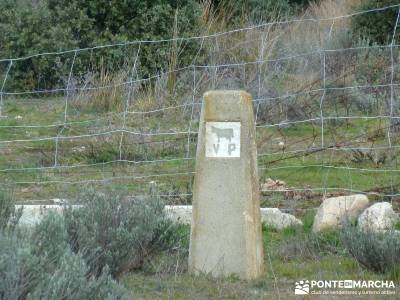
352, 0, 400, 45
0, 0, 202, 91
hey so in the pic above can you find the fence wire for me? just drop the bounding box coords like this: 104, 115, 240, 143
0, 4, 399, 211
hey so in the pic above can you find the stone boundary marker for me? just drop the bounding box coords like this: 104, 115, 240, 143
189, 90, 264, 279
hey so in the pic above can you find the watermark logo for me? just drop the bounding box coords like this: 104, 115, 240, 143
295, 279, 396, 296
295, 280, 310, 295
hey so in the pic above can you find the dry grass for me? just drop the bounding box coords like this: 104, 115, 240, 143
308, 0, 364, 20
70, 0, 367, 116
72, 68, 129, 113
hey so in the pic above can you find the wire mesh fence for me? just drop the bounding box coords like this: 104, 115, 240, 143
0, 4, 399, 214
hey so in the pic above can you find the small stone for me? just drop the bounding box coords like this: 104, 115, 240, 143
72, 146, 86, 153
52, 198, 67, 204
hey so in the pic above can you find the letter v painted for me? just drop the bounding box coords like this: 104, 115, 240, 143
213, 144, 220, 154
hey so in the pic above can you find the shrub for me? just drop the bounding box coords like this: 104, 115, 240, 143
0, 213, 131, 300
340, 225, 400, 278
0, 0, 91, 91
1, 187, 186, 299
0, 231, 33, 299
30, 212, 68, 267
0, 0, 203, 91
64, 188, 183, 278
0, 189, 22, 232
352, 0, 400, 45
28, 251, 130, 300
144, 223, 190, 274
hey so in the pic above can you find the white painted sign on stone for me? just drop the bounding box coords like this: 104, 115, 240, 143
190, 91, 264, 279
205, 122, 240, 157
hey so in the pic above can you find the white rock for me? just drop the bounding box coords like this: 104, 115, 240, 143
312, 194, 369, 232
260, 208, 303, 229
17, 204, 303, 230
18, 204, 192, 227
164, 205, 192, 225
164, 205, 302, 229
358, 202, 399, 232
16, 204, 81, 226
71, 146, 86, 153
14, 115, 23, 120
52, 198, 67, 204
16, 205, 63, 226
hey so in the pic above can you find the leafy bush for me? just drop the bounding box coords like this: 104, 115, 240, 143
64, 188, 183, 278
0, 231, 32, 299
28, 251, 130, 300
0, 189, 22, 232
0, 0, 202, 91
340, 225, 400, 278
1, 187, 186, 299
0, 0, 90, 91
30, 212, 68, 261
0, 213, 131, 300
0, 0, 322, 92
138, 222, 190, 274
352, 0, 400, 45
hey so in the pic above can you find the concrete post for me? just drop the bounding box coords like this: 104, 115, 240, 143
189, 90, 264, 279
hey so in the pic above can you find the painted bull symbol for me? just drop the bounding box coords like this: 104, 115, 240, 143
211, 126, 234, 142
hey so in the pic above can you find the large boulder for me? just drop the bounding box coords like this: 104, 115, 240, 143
312, 194, 369, 232
358, 202, 399, 232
